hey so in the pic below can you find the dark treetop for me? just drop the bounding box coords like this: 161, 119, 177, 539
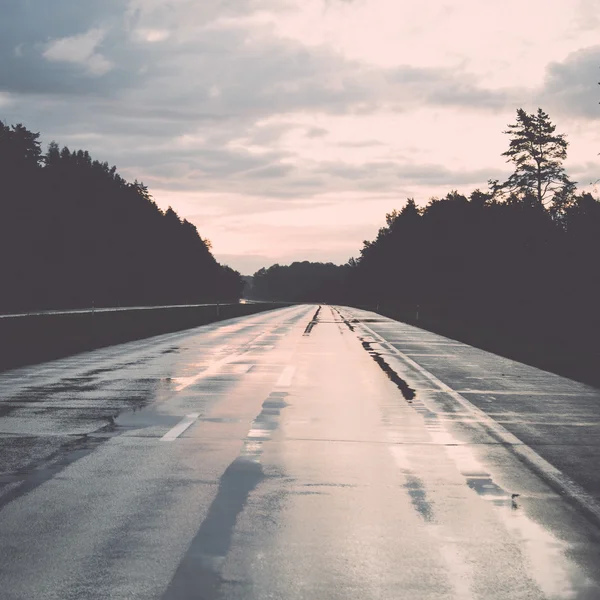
0, 122, 243, 313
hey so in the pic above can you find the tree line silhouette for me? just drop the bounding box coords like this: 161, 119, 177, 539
249, 261, 351, 303
0, 122, 243, 313
251, 109, 600, 385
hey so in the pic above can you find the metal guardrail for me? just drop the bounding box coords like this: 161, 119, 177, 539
0, 301, 260, 319
0, 300, 289, 371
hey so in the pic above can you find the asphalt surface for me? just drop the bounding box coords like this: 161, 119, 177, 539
0, 304, 600, 599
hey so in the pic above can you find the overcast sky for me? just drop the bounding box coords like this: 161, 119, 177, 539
1, 0, 599, 274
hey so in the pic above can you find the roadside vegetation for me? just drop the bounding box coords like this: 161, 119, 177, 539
0, 122, 243, 312
252, 108, 600, 386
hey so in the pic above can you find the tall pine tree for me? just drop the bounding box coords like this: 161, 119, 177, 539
492, 108, 575, 207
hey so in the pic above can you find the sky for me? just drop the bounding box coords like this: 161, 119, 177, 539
1, 0, 599, 274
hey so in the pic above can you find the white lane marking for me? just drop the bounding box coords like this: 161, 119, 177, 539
357, 318, 600, 524
276, 365, 296, 387
161, 413, 200, 441
456, 390, 594, 396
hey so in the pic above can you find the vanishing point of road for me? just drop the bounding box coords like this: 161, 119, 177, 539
1, 305, 600, 599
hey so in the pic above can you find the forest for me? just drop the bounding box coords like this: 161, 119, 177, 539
252, 109, 600, 385
249, 261, 351, 304
0, 122, 243, 312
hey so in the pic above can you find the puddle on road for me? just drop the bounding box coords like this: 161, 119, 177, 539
446, 445, 596, 599
113, 403, 179, 431
338, 312, 598, 599
390, 420, 596, 598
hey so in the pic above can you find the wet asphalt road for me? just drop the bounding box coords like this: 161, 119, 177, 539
1, 304, 600, 599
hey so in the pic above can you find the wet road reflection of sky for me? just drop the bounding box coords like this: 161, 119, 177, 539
1, 305, 600, 599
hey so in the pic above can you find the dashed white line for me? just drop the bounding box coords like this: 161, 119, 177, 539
276, 365, 296, 387
161, 413, 200, 441
457, 390, 591, 396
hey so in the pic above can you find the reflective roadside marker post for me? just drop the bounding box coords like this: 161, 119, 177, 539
91, 301, 95, 344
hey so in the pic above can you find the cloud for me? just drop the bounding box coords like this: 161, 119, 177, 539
43, 28, 113, 76
397, 164, 510, 187
337, 139, 383, 147
0, 0, 130, 94
573, 0, 600, 31
306, 127, 328, 138
388, 65, 515, 109
566, 161, 600, 189
312, 160, 509, 189
2, 0, 515, 111
134, 29, 171, 43
538, 45, 600, 119
243, 164, 296, 179
0, 92, 13, 108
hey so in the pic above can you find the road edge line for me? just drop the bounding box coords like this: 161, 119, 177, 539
353, 314, 600, 526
